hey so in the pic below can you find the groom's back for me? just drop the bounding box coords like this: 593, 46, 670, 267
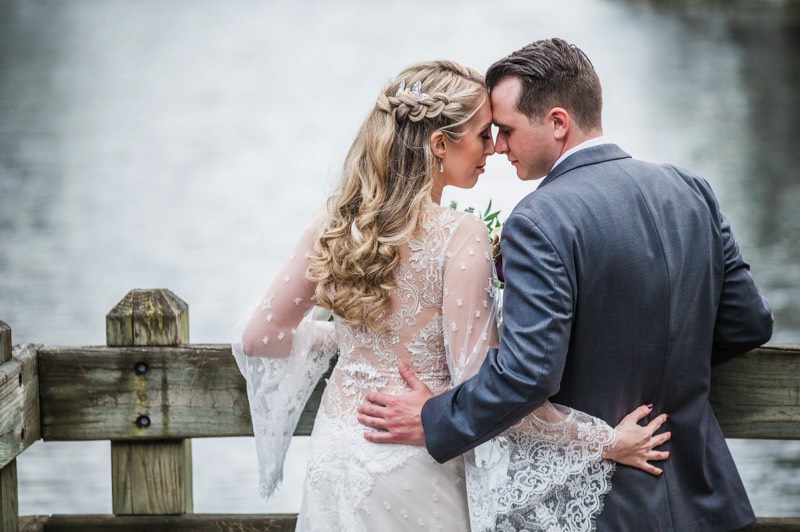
545, 158, 721, 421
528, 151, 762, 531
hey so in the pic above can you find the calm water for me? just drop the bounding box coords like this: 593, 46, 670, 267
1, 0, 798, 517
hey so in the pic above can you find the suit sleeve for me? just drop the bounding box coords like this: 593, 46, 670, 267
711, 210, 773, 366
422, 211, 574, 463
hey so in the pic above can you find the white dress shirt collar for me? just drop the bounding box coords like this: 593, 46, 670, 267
551, 136, 611, 173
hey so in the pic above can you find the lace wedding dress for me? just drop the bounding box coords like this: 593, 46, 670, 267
233, 205, 616, 532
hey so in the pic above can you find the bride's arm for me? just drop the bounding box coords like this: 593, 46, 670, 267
604, 404, 671, 475
231, 218, 337, 500
239, 221, 331, 358
440, 213, 500, 385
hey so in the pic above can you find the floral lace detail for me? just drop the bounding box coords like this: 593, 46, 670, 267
335, 319, 399, 371
299, 409, 425, 532
405, 313, 449, 390
408, 210, 452, 309
340, 355, 390, 397
332, 208, 458, 388
465, 407, 616, 532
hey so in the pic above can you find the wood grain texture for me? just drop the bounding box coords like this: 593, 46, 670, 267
741, 518, 800, 531
39, 345, 249, 441
0, 345, 40, 469
107, 289, 193, 516
0, 459, 18, 532
710, 345, 800, 439
111, 440, 192, 515
38, 345, 334, 440
17, 515, 48, 532
0, 322, 10, 363
23, 514, 296, 531
106, 289, 189, 347
0, 323, 18, 532
37, 343, 800, 441
14, 515, 800, 532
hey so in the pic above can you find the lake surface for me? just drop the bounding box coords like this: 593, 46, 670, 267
1, 0, 798, 517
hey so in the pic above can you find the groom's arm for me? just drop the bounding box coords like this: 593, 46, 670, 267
710, 211, 773, 366
422, 211, 574, 463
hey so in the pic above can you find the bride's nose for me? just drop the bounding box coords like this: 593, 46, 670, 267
485, 137, 496, 155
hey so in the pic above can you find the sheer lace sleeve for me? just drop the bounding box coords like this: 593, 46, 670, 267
442, 215, 617, 532
232, 220, 338, 499
441, 213, 500, 385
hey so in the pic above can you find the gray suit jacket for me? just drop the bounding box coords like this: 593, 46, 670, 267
421, 144, 774, 531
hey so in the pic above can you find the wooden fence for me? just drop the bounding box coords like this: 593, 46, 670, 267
1, 288, 798, 531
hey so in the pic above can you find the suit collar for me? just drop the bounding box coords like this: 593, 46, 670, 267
538, 143, 631, 188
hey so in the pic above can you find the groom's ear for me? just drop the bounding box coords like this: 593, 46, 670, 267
549, 107, 569, 141
429, 131, 447, 158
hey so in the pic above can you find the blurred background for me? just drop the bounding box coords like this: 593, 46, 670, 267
1, 0, 798, 517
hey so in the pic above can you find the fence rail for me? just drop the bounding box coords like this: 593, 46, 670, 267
1, 289, 799, 531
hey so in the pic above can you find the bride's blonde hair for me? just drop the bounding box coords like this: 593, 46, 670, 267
307, 60, 486, 330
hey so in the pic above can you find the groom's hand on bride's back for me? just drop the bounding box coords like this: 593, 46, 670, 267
358, 363, 433, 445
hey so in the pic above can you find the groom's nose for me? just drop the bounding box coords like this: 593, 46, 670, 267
495, 133, 509, 154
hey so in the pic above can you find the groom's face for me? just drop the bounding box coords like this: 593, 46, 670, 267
491, 77, 560, 181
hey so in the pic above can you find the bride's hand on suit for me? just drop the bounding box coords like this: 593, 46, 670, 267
604, 404, 671, 476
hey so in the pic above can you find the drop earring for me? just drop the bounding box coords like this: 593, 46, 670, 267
439, 159, 444, 173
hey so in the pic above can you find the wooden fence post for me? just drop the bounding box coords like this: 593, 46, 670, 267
106, 289, 193, 515
0, 321, 19, 532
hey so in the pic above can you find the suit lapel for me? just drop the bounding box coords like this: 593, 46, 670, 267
538, 144, 632, 189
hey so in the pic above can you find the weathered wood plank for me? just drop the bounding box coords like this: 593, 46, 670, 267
106, 289, 189, 347
18, 515, 48, 532
111, 440, 193, 515
0, 345, 41, 469
0, 459, 18, 532
741, 517, 800, 531
21, 514, 800, 531
107, 289, 193, 516
0, 320, 17, 532
39, 343, 800, 441
39, 345, 250, 441
38, 345, 334, 440
711, 345, 800, 439
19, 515, 50, 532
35, 514, 296, 531
0, 322, 10, 364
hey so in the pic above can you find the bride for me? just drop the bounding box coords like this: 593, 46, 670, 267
232, 60, 668, 531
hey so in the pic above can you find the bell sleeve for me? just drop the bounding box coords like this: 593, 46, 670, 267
232, 220, 338, 500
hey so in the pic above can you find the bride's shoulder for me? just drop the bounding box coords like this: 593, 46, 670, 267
427, 205, 479, 224
425, 206, 488, 241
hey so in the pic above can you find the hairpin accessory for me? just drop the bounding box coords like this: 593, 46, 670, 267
396, 80, 430, 101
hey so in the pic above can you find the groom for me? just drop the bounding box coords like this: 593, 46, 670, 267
358, 38, 773, 530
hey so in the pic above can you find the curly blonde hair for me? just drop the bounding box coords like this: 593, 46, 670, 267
306, 60, 486, 330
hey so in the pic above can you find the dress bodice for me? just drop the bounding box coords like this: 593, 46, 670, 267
326, 207, 498, 423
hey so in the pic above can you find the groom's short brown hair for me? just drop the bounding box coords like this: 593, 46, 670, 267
486, 38, 603, 130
